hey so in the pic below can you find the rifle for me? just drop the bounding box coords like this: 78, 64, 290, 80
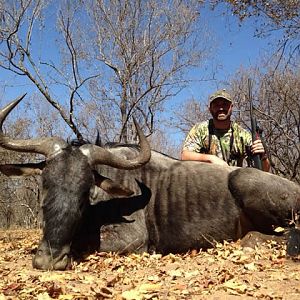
248, 79, 262, 170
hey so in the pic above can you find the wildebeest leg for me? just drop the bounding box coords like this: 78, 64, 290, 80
72, 210, 148, 256
236, 211, 256, 238
71, 206, 101, 258
240, 231, 286, 249
99, 210, 148, 254
228, 168, 300, 233
97, 180, 151, 253
73, 181, 151, 255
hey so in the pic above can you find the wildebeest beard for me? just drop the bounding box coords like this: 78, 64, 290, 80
42, 149, 93, 244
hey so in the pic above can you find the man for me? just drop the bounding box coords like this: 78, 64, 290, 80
181, 89, 270, 172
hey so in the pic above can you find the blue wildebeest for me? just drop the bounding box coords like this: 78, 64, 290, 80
0, 96, 299, 270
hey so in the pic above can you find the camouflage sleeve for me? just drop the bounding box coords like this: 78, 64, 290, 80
239, 127, 252, 146
182, 123, 206, 153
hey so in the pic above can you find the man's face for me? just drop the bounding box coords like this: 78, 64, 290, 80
209, 98, 233, 121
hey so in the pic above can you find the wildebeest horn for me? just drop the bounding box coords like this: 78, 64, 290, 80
79, 118, 151, 169
0, 95, 68, 157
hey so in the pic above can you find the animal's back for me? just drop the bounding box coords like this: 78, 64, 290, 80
144, 160, 242, 253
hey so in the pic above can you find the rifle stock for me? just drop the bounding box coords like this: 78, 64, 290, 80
248, 79, 262, 170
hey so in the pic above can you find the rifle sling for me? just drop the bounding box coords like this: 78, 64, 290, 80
208, 119, 235, 164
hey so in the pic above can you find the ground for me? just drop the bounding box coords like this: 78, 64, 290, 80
0, 229, 299, 300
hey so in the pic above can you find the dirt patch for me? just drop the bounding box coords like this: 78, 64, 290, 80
0, 229, 299, 299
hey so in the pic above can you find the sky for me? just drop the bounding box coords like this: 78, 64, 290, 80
0, 2, 281, 148
175, 4, 277, 104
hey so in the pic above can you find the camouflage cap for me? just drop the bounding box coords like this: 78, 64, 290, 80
209, 89, 232, 105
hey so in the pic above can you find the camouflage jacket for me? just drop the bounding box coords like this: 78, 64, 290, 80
182, 119, 252, 167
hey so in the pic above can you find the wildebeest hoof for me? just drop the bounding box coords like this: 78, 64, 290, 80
240, 231, 285, 249
32, 242, 71, 270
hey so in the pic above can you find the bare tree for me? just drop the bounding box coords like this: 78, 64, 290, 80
0, 117, 42, 228
258, 70, 299, 182
148, 129, 181, 158
0, 168, 41, 228
169, 96, 211, 135
228, 66, 300, 183
83, 0, 212, 142
0, 0, 100, 141
0, 0, 213, 144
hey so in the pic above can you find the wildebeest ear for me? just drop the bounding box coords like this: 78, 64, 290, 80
89, 185, 132, 204
0, 161, 46, 177
90, 171, 135, 203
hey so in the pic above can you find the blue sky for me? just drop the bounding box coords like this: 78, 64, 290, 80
176, 4, 277, 104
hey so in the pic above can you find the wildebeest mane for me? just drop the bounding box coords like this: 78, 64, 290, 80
68, 130, 102, 147
105, 142, 179, 160
104, 142, 140, 149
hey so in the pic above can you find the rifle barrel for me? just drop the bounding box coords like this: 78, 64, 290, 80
248, 79, 262, 170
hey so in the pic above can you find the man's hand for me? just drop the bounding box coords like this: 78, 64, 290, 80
251, 139, 270, 172
181, 150, 228, 166
251, 139, 265, 156
209, 155, 229, 166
